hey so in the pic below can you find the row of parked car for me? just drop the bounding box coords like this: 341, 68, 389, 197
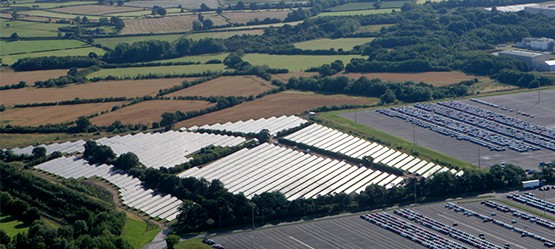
394, 208, 502, 249
446, 202, 555, 248
481, 200, 555, 229
439, 101, 555, 140
361, 212, 467, 249
202, 238, 224, 249
417, 103, 554, 151
508, 193, 555, 215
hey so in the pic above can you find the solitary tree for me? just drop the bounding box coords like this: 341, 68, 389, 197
114, 152, 140, 171
216, 7, 223, 15
203, 19, 214, 29
32, 147, 47, 158
165, 235, 180, 249
10, 32, 19, 41
76, 116, 92, 132
192, 20, 203, 30
11, 11, 18, 20
199, 3, 210, 11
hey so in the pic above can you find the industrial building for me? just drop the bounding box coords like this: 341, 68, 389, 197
516, 37, 554, 51
498, 50, 552, 71
524, 4, 555, 18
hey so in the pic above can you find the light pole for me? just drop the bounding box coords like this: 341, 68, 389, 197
542, 180, 546, 216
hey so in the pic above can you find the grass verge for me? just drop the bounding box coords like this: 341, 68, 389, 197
121, 217, 161, 249
175, 238, 212, 249
496, 199, 555, 221
317, 109, 476, 171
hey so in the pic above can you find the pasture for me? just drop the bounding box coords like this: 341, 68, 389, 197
356, 24, 394, 33
22, 10, 99, 20
0, 78, 190, 105
326, 1, 411, 11
105, 8, 186, 17
166, 75, 276, 97
177, 90, 376, 126
222, 9, 291, 23
121, 218, 161, 249
0, 40, 88, 56
317, 9, 399, 17
0, 69, 68, 86
293, 38, 374, 51
342, 71, 486, 86
91, 100, 214, 125
94, 34, 186, 49
0, 19, 65, 37
0, 102, 125, 126
0, 132, 106, 149
0, 213, 29, 238
242, 53, 365, 71
185, 29, 264, 40
9, 1, 95, 9
87, 64, 227, 79
121, 14, 227, 34
153, 53, 229, 64
213, 20, 303, 31
51, 5, 143, 15
125, 0, 220, 9
2, 47, 106, 65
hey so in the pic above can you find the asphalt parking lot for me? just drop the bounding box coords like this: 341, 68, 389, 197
209, 190, 555, 249
339, 89, 555, 169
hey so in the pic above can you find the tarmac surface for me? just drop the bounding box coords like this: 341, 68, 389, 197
339, 89, 555, 169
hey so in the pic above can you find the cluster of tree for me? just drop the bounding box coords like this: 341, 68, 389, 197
83, 140, 117, 165
0, 80, 26, 90
0, 163, 131, 249
193, 14, 215, 30
101, 60, 199, 69
12, 56, 97, 71
315, 60, 345, 76
284, 0, 356, 22
33, 68, 87, 88
157, 77, 217, 96
0, 192, 40, 224
104, 38, 227, 63
223, 50, 287, 80
432, 0, 550, 8
285, 76, 469, 103
98, 0, 125, 6
151, 5, 167, 16
57, 16, 124, 37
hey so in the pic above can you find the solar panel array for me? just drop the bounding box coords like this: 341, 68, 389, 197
284, 124, 463, 178
95, 131, 246, 169
9, 131, 246, 169
185, 115, 307, 135
34, 156, 182, 221
178, 143, 405, 201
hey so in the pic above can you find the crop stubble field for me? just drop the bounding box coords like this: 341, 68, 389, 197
166, 76, 276, 97
221, 10, 291, 23
87, 64, 226, 78
50, 5, 143, 15
91, 100, 214, 125
0, 78, 192, 105
342, 71, 486, 86
0, 69, 68, 86
121, 14, 227, 34
293, 38, 374, 51
2, 47, 106, 65
1, 102, 126, 126
178, 91, 376, 127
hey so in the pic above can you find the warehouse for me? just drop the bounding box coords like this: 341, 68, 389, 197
498, 50, 551, 71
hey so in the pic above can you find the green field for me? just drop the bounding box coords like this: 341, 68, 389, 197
10, 1, 96, 9
121, 218, 161, 249
0, 39, 88, 56
242, 53, 364, 71
22, 10, 98, 19
214, 21, 303, 31
326, 1, 411, 11
95, 34, 186, 49
356, 24, 394, 33
185, 29, 264, 40
293, 38, 374, 51
317, 8, 398, 17
2, 46, 106, 65
153, 53, 229, 63
318, 110, 476, 171
0, 19, 66, 38
0, 213, 30, 238
175, 239, 212, 249
106, 8, 186, 17
87, 63, 227, 78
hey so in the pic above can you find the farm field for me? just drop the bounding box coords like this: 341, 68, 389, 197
326, 1, 411, 11
0, 102, 125, 126
293, 38, 374, 51
2, 47, 106, 65
121, 14, 227, 34
105, 8, 186, 17
125, 0, 220, 9
91, 100, 214, 125
0, 78, 190, 105
342, 71, 486, 86
0, 69, 68, 86
222, 9, 291, 23
120, 218, 161, 249
0, 213, 29, 238
9, 1, 96, 9
0, 132, 107, 149
317, 9, 399, 17
185, 29, 264, 40
21, 10, 99, 20
51, 5, 143, 15
166, 75, 276, 97
87, 64, 227, 79
356, 24, 394, 33
177, 91, 377, 126
0, 40, 88, 55
94, 34, 186, 49
0, 19, 66, 37
242, 53, 365, 71
153, 53, 229, 64
213, 20, 303, 31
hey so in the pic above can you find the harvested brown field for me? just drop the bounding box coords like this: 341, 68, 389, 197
121, 14, 228, 34
51, 5, 143, 15
1, 102, 125, 126
271, 72, 318, 82
1, 69, 68, 86
91, 100, 214, 125
177, 91, 376, 127
222, 10, 291, 23
341, 71, 486, 86
166, 76, 276, 97
0, 78, 195, 106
